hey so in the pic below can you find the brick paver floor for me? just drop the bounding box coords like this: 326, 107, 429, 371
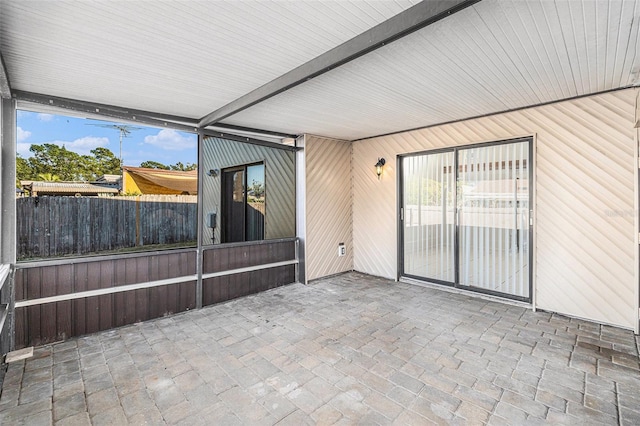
1, 272, 639, 425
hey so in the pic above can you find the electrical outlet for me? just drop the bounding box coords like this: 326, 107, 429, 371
338, 243, 346, 257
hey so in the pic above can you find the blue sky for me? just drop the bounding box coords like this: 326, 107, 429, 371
16, 110, 198, 167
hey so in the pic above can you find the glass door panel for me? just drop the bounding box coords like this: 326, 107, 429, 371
402, 151, 455, 283
457, 142, 530, 298
222, 168, 245, 243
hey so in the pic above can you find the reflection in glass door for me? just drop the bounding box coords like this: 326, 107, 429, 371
400, 139, 531, 301
402, 151, 455, 283
458, 142, 530, 299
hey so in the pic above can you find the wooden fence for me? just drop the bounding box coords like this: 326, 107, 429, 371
17, 195, 197, 260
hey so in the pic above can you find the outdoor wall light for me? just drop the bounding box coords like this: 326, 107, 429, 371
207, 169, 220, 177
375, 158, 386, 180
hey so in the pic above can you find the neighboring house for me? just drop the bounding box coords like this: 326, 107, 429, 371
93, 174, 122, 191
122, 166, 197, 195
20, 181, 119, 197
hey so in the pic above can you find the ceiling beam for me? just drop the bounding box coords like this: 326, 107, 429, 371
13, 90, 298, 139
198, 0, 480, 128
0, 52, 11, 99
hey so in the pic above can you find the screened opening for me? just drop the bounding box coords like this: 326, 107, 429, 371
202, 136, 295, 245
15, 110, 198, 261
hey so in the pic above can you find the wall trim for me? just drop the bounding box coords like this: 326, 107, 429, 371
15, 259, 298, 308
201, 260, 298, 280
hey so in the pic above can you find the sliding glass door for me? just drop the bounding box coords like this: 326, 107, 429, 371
402, 151, 455, 283
400, 138, 531, 301
457, 141, 530, 298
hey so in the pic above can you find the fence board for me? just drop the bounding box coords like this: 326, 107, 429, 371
17, 195, 197, 260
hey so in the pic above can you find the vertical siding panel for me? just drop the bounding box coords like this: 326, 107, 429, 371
55, 264, 73, 341
171, 254, 183, 313
14, 271, 26, 348
15, 308, 27, 349
72, 263, 88, 337
113, 259, 128, 327
98, 261, 114, 331
217, 249, 230, 304
26, 268, 41, 346
202, 277, 214, 306
136, 256, 151, 321
179, 252, 195, 310
85, 262, 101, 334
148, 255, 160, 317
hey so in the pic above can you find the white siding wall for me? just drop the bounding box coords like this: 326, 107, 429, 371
305, 136, 353, 281
352, 88, 638, 329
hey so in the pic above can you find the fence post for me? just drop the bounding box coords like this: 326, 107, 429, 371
135, 197, 141, 246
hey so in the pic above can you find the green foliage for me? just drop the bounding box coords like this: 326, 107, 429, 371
37, 173, 61, 181
89, 147, 121, 176
169, 162, 197, 171
139, 160, 170, 170
17, 144, 121, 182
248, 179, 265, 203
139, 161, 197, 171
17, 144, 196, 183
16, 156, 31, 186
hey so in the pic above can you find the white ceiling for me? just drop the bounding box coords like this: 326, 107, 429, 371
0, 0, 419, 119
1, 0, 639, 141
227, 0, 640, 139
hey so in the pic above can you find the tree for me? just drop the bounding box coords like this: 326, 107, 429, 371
140, 161, 170, 170
37, 173, 61, 181
139, 161, 197, 171
28, 144, 85, 181
88, 147, 121, 176
19, 144, 122, 182
16, 155, 34, 184
169, 162, 197, 172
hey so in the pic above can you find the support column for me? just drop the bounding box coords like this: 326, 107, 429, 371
195, 130, 204, 309
295, 135, 306, 284
1, 97, 16, 354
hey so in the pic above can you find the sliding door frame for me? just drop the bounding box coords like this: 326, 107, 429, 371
398, 136, 533, 303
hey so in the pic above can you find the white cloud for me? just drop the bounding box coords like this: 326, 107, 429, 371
17, 143, 31, 157
34, 136, 110, 156
17, 136, 110, 158
37, 113, 54, 122
17, 127, 31, 142
61, 136, 110, 155
65, 136, 109, 151
143, 129, 196, 151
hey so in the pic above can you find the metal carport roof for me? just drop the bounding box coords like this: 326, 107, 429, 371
1, 0, 639, 140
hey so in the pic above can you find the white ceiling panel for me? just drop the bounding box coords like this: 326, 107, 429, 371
225, 0, 640, 140
2, 0, 638, 140
0, 0, 419, 118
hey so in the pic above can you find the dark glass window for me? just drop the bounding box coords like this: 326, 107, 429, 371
221, 163, 265, 243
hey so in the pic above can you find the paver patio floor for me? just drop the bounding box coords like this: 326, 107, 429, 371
1, 272, 639, 425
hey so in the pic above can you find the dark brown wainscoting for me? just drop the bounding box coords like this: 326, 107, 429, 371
202, 239, 296, 306
13, 238, 298, 349
14, 250, 197, 349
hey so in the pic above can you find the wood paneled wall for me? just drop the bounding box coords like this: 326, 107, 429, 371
14, 250, 197, 348
202, 240, 296, 306
14, 239, 297, 349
